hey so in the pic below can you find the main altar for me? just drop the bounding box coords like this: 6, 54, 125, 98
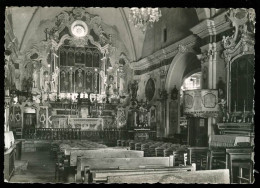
6, 8, 131, 136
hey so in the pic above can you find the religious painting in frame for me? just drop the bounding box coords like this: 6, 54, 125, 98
145, 78, 155, 101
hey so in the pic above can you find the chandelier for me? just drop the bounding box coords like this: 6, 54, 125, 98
129, 8, 162, 32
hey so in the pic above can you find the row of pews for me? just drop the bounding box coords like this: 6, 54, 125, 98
50, 140, 230, 184
119, 140, 207, 169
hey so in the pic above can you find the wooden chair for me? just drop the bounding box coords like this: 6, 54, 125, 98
187, 147, 208, 170
225, 147, 254, 183
207, 148, 226, 170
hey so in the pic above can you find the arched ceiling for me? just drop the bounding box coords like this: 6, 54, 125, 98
8, 7, 201, 62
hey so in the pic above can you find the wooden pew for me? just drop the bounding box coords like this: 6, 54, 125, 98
56, 147, 112, 181
91, 165, 196, 183
107, 169, 230, 184
69, 149, 143, 167
57, 149, 144, 182
76, 155, 174, 182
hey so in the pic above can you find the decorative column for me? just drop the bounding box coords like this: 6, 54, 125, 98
191, 18, 218, 143
158, 68, 168, 137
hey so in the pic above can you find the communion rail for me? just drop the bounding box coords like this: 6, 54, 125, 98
21, 128, 156, 141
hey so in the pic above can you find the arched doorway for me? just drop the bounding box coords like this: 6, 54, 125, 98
165, 51, 201, 138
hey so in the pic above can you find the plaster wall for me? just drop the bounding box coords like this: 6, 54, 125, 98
141, 8, 199, 59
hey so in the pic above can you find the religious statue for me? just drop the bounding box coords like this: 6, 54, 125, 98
50, 67, 60, 92
60, 72, 68, 92
32, 62, 39, 88
50, 74, 56, 92
130, 80, 139, 100
217, 77, 226, 100
23, 77, 33, 92
76, 70, 83, 91
218, 99, 229, 122
43, 71, 50, 92
69, 70, 73, 92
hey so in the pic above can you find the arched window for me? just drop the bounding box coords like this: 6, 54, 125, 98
230, 54, 254, 112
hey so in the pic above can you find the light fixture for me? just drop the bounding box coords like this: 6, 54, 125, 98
129, 8, 162, 32
71, 20, 88, 38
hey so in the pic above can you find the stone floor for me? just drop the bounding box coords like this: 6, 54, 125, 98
9, 151, 56, 183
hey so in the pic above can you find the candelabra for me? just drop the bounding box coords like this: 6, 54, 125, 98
129, 8, 162, 32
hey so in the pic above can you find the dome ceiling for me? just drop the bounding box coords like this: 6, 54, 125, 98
8, 7, 200, 62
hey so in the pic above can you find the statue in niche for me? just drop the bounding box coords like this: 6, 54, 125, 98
107, 75, 115, 95
119, 75, 126, 95
76, 70, 83, 90
43, 71, 50, 92
23, 77, 33, 93
32, 62, 39, 88
69, 71, 74, 93
50, 73, 56, 92
130, 80, 139, 100
50, 67, 59, 92
60, 72, 69, 92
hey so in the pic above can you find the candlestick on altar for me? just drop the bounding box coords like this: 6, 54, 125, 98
234, 101, 237, 112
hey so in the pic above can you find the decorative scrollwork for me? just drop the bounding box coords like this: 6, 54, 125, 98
15, 113, 21, 122
221, 8, 255, 66
177, 44, 187, 54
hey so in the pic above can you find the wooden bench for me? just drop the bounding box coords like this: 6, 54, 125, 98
68, 149, 143, 167
56, 149, 144, 182
76, 155, 174, 183
107, 169, 230, 184
91, 165, 196, 183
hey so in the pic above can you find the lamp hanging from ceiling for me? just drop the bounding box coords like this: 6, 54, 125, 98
129, 8, 162, 32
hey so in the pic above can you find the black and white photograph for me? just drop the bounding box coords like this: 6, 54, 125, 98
3, 5, 256, 184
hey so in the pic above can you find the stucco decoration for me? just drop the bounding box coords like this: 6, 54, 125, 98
177, 44, 188, 54
221, 8, 255, 113
42, 8, 116, 58
221, 8, 255, 65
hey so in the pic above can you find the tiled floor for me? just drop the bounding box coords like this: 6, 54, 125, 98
9, 151, 56, 183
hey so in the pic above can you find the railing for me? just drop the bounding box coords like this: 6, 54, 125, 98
23, 128, 81, 140
22, 128, 132, 141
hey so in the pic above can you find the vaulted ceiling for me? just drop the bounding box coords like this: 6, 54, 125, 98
8, 7, 202, 62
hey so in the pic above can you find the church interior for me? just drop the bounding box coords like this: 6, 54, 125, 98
4, 7, 255, 184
